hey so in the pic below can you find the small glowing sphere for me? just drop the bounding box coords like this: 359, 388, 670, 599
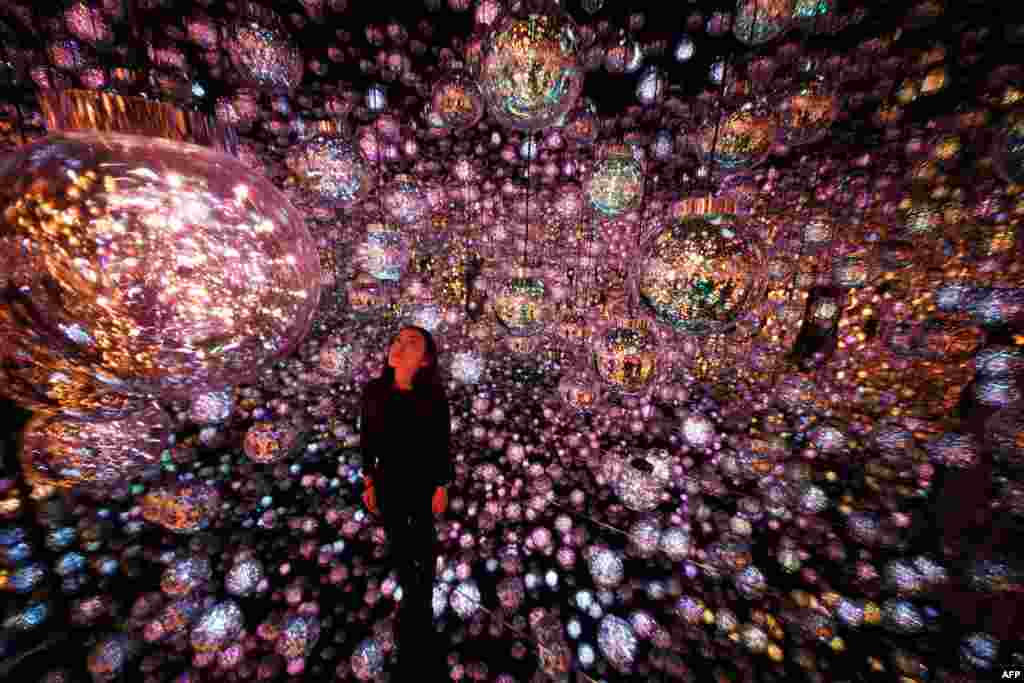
286, 135, 371, 208
479, 6, 584, 132
226, 6, 304, 92
431, 71, 484, 130
733, 0, 794, 46
226, 558, 265, 596
244, 421, 302, 464
593, 321, 659, 395
494, 276, 553, 337
585, 144, 644, 217
356, 223, 411, 282
450, 350, 486, 385
191, 601, 244, 653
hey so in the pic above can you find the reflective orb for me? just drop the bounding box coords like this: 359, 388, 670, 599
450, 350, 486, 385
693, 106, 776, 170
494, 275, 553, 337
638, 214, 766, 335
277, 613, 321, 659
383, 174, 429, 225
286, 135, 371, 208
479, 5, 584, 132
318, 338, 356, 378
0, 132, 321, 402
431, 71, 485, 130
19, 406, 172, 491
585, 144, 644, 217
993, 111, 1024, 185
244, 421, 302, 464
777, 79, 838, 147
226, 557, 265, 596
87, 635, 133, 682
734, 0, 794, 46
612, 449, 673, 512
191, 601, 244, 653
593, 321, 658, 395
189, 390, 234, 425
141, 482, 221, 535
226, 5, 304, 92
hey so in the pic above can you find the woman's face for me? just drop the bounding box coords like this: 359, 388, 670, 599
388, 328, 429, 375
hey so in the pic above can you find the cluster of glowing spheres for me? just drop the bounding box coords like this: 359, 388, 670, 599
383, 174, 430, 225
478, 6, 584, 132
286, 135, 372, 208
191, 601, 244, 653
244, 421, 302, 463
585, 145, 644, 217
733, 0, 795, 45
777, 79, 839, 147
450, 350, 486, 384
431, 71, 485, 130
493, 275, 552, 337
0, 131, 322, 404
225, 5, 304, 92
638, 214, 766, 335
356, 223, 411, 282
993, 111, 1024, 184
693, 107, 777, 170
19, 406, 172, 491
142, 481, 221, 534
189, 390, 234, 424
593, 322, 658, 395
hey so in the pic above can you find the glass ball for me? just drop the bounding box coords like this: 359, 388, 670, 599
612, 448, 673, 512
225, 5, 304, 92
777, 79, 839, 147
0, 132, 321, 402
593, 321, 659, 395
244, 421, 302, 464
141, 481, 221, 535
638, 213, 766, 335
226, 558, 265, 596
479, 5, 584, 132
286, 135, 371, 208
276, 613, 321, 659
383, 174, 429, 225
431, 71, 485, 130
191, 601, 244, 653
19, 406, 172, 491
585, 144, 644, 217
355, 222, 411, 282
733, 0, 794, 46
693, 106, 777, 170
493, 275, 554, 337
993, 111, 1024, 185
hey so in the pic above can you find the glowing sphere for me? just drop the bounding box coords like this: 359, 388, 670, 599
494, 275, 553, 337
564, 99, 599, 145
141, 481, 221, 535
276, 613, 321, 659
611, 449, 673, 512
431, 71, 485, 130
189, 390, 234, 425
777, 79, 839, 147
733, 0, 794, 46
993, 111, 1024, 185
693, 107, 776, 170
450, 350, 486, 385
638, 213, 766, 335
0, 132, 321, 402
191, 601, 244, 653
593, 321, 659, 395
286, 135, 371, 208
355, 223, 410, 282
226, 5, 304, 92
478, 6, 584, 132
226, 557, 265, 596
585, 145, 644, 217
383, 174, 429, 225
19, 406, 172, 491
244, 421, 302, 464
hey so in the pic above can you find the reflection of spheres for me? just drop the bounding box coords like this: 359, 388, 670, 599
681, 413, 715, 447
881, 599, 924, 634
984, 406, 1024, 468
286, 135, 371, 208
694, 108, 776, 170
383, 174, 429, 225
479, 8, 584, 131
612, 449, 672, 512
226, 6, 304, 92
0, 132, 321, 401
431, 71, 484, 130
450, 579, 481, 619
494, 276, 553, 337
961, 632, 999, 670
734, 0, 794, 45
141, 482, 221, 534
191, 601, 244, 653
20, 406, 172, 491
244, 421, 301, 464
87, 635, 131, 683
585, 145, 644, 217
356, 223, 410, 282
993, 111, 1024, 184
189, 390, 234, 424
639, 215, 765, 335
777, 80, 838, 147
405, 302, 444, 333
593, 322, 658, 395
589, 547, 625, 588
597, 614, 637, 674
226, 557, 265, 596
977, 345, 1024, 377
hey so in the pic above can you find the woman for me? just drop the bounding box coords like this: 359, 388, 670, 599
359, 325, 453, 678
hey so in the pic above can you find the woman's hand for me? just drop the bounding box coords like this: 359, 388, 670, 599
432, 486, 448, 516
362, 477, 379, 515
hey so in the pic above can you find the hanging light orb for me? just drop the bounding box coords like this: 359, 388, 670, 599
675, 35, 696, 62
478, 3, 584, 132
733, 0, 795, 46
993, 111, 1024, 185
693, 105, 776, 171
612, 448, 673, 512
226, 3, 304, 92
638, 199, 767, 336
493, 273, 554, 337
585, 143, 645, 217
355, 222, 411, 282
383, 174, 430, 225
0, 90, 322, 403
777, 78, 839, 147
431, 71, 485, 130
593, 320, 658, 396
285, 133, 371, 208
19, 405, 172, 492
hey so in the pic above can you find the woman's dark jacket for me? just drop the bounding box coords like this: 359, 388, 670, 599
359, 376, 454, 507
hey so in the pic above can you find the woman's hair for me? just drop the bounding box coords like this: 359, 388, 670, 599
378, 325, 444, 396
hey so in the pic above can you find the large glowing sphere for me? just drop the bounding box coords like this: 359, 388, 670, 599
0, 132, 321, 402
479, 5, 584, 132
226, 5, 304, 92
693, 107, 776, 170
638, 213, 766, 335
611, 448, 673, 512
431, 71, 485, 130
19, 405, 172, 491
733, 0, 794, 46
286, 135, 371, 208
993, 111, 1024, 185
593, 321, 659, 395
355, 222, 410, 282
494, 275, 553, 337
585, 144, 644, 217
